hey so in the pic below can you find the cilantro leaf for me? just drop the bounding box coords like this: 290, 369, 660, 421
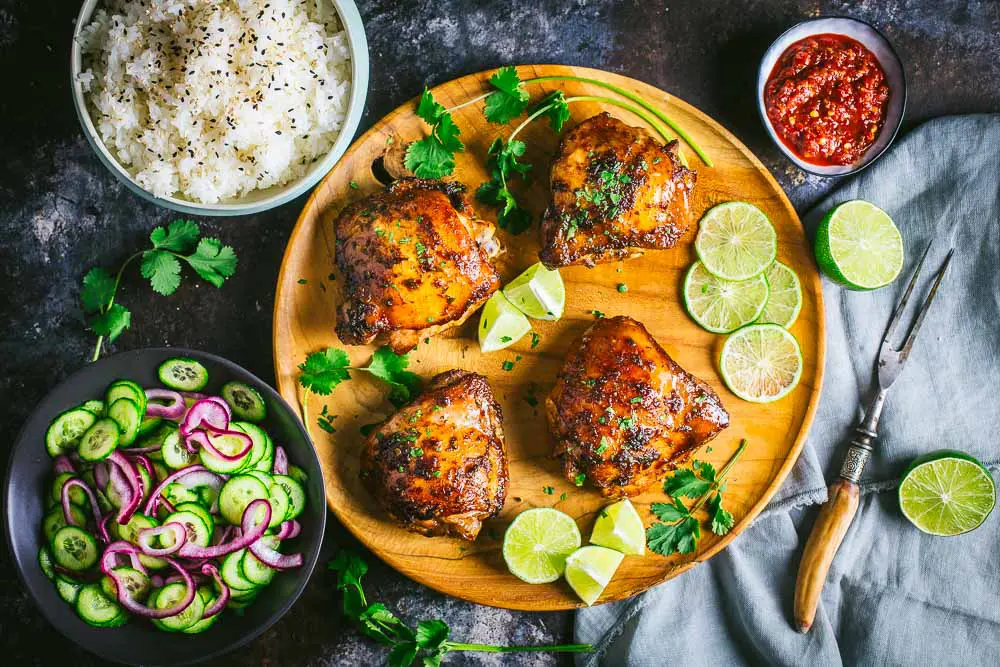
388, 642, 419, 667
140, 250, 183, 296
405, 136, 456, 179
150, 219, 200, 252
476, 138, 534, 235
361, 346, 422, 407
532, 90, 571, 133
646, 521, 683, 556
415, 619, 450, 649
184, 237, 238, 287
708, 492, 735, 535
434, 114, 464, 153
298, 348, 351, 395
676, 517, 701, 554
415, 88, 446, 125
329, 550, 368, 589
663, 468, 711, 499
692, 459, 717, 483
650, 498, 688, 523
80, 267, 116, 313
484, 66, 529, 124
89, 304, 131, 342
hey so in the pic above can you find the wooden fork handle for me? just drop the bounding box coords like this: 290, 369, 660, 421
793, 478, 860, 633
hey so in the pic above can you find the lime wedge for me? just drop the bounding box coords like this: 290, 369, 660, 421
564, 545, 624, 606
478, 291, 532, 353
502, 262, 565, 320
695, 201, 777, 281
759, 261, 803, 328
502, 508, 582, 584
899, 450, 996, 536
683, 261, 770, 333
719, 323, 802, 403
815, 200, 904, 290
589, 498, 645, 555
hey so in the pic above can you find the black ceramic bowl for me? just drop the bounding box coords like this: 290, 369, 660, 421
4, 348, 326, 666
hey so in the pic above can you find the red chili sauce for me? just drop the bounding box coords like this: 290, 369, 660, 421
765, 33, 890, 166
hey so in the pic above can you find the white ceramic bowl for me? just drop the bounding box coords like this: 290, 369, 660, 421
70, 0, 369, 216
756, 17, 906, 177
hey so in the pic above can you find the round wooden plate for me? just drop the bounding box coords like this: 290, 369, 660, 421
273, 65, 825, 611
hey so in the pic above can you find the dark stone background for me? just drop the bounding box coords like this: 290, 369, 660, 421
1, 0, 997, 664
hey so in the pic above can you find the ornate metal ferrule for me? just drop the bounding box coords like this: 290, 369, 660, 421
838, 388, 888, 484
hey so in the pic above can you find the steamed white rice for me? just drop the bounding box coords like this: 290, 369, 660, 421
78, 0, 352, 204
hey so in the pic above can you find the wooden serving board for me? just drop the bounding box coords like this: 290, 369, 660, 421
273, 65, 825, 611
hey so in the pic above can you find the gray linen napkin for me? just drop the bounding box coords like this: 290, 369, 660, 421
576, 114, 1000, 666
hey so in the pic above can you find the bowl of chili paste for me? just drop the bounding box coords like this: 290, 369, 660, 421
757, 17, 905, 176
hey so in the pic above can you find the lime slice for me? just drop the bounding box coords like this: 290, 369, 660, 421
683, 261, 770, 334
589, 498, 645, 555
719, 323, 802, 403
502, 262, 565, 320
694, 201, 777, 281
899, 450, 996, 536
758, 261, 803, 328
502, 508, 582, 584
564, 545, 624, 606
478, 291, 532, 353
814, 200, 904, 290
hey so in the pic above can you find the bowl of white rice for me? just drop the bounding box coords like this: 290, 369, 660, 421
71, 0, 368, 216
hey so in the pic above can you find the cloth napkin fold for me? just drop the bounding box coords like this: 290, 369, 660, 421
576, 114, 1000, 666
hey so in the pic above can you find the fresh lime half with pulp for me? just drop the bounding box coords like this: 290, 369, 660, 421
502, 262, 565, 320
502, 507, 582, 584
478, 291, 532, 353
815, 200, 904, 290
564, 545, 624, 606
683, 261, 770, 333
899, 450, 996, 536
719, 323, 803, 403
694, 201, 777, 281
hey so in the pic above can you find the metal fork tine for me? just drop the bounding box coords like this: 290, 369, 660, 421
882, 242, 933, 346
899, 248, 954, 360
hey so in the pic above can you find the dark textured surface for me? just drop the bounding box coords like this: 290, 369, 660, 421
1, 1, 997, 664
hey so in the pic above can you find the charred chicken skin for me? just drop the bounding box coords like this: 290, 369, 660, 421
359, 370, 508, 541
539, 112, 697, 269
546, 316, 729, 497
334, 178, 502, 354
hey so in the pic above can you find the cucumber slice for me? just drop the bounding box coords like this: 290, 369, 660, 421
174, 502, 214, 530
272, 474, 306, 521
163, 510, 213, 547
252, 436, 275, 473
244, 470, 274, 488
219, 475, 269, 526
51, 526, 99, 571
199, 433, 252, 474
240, 549, 275, 586
222, 381, 268, 422
106, 380, 147, 418
161, 429, 198, 470
45, 408, 97, 457
266, 484, 290, 529
38, 546, 56, 580
137, 415, 163, 438
287, 464, 309, 485
101, 566, 151, 602
51, 472, 86, 506
182, 587, 221, 633
43, 505, 88, 543
77, 584, 124, 626
153, 582, 205, 631
230, 422, 270, 467
163, 482, 201, 507
114, 514, 168, 571
79, 400, 105, 418
137, 421, 177, 450
78, 418, 122, 462
107, 398, 141, 447
221, 549, 258, 592
56, 576, 83, 605
158, 358, 209, 392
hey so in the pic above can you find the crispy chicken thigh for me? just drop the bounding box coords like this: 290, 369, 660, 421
359, 370, 508, 541
539, 113, 697, 269
546, 316, 729, 497
334, 178, 502, 354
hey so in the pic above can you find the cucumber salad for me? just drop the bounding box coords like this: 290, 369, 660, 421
38, 357, 309, 632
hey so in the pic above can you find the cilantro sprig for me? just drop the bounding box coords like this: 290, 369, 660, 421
646, 439, 747, 556
80, 219, 238, 362
330, 551, 592, 665
298, 346, 421, 408
404, 88, 465, 179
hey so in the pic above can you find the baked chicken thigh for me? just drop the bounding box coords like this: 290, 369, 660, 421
539, 113, 697, 269
546, 316, 728, 497
359, 370, 508, 541
334, 178, 502, 354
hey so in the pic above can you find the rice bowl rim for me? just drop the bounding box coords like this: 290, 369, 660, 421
70, 0, 369, 217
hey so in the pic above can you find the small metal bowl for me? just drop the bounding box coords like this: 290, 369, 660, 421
756, 17, 906, 176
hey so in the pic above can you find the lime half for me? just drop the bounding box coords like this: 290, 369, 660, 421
815, 200, 904, 290
502, 508, 582, 584
589, 498, 646, 555
759, 261, 803, 328
899, 450, 996, 536
683, 261, 770, 334
695, 201, 777, 281
720, 323, 802, 403
502, 262, 565, 320
478, 291, 532, 353
564, 545, 624, 606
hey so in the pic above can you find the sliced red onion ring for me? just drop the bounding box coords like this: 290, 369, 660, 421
133, 455, 155, 486
275, 520, 301, 540
144, 388, 186, 420
249, 535, 304, 570
137, 522, 186, 557
61, 478, 101, 528
200, 564, 230, 619
186, 430, 252, 462
273, 446, 288, 475
143, 465, 222, 515
123, 445, 162, 455
53, 455, 75, 475
102, 548, 195, 619
178, 499, 270, 559
94, 461, 110, 493
108, 451, 142, 525
180, 399, 230, 436
97, 515, 112, 544
101, 541, 148, 575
